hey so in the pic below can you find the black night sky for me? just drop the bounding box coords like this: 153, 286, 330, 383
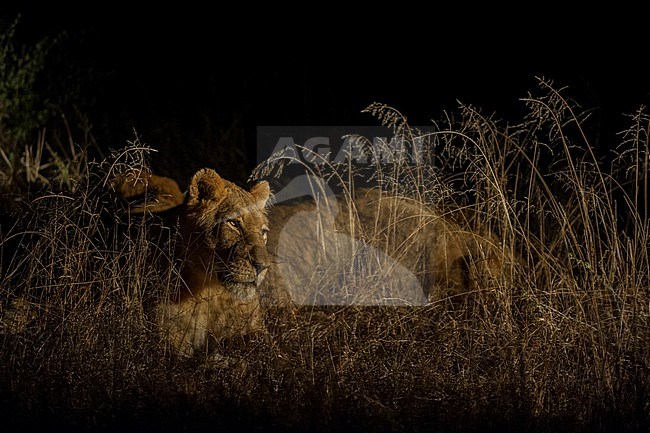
5, 5, 650, 182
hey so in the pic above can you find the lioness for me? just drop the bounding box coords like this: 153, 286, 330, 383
262, 182, 511, 306
150, 168, 271, 359
1, 168, 272, 364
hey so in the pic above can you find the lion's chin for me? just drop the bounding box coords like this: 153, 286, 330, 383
225, 282, 258, 301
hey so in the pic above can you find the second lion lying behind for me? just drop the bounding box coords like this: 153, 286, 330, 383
262, 185, 513, 306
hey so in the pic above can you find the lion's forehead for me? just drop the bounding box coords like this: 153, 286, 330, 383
223, 209, 267, 224
219, 194, 268, 228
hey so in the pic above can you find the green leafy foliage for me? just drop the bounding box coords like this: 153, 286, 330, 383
0, 15, 58, 143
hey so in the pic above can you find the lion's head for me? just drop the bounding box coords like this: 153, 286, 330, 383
179, 168, 271, 300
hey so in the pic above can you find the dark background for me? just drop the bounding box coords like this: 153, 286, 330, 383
4, 5, 650, 184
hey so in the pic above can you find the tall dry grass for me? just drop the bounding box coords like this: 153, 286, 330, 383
0, 79, 648, 432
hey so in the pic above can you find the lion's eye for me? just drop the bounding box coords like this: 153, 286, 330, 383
225, 219, 241, 233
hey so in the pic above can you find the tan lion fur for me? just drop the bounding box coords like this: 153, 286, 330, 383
111, 169, 185, 213
263, 188, 511, 305
154, 168, 271, 358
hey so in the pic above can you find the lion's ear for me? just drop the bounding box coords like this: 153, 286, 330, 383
187, 168, 226, 206
250, 181, 270, 208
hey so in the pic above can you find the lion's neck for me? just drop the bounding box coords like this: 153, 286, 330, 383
176, 263, 223, 300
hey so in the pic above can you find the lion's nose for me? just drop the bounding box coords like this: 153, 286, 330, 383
253, 261, 269, 275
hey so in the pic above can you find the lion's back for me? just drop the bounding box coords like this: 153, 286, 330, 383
263, 188, 515, 305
